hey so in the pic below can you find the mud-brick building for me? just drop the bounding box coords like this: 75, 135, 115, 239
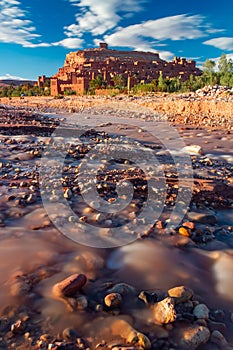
37, 75, 50, 87
48, 43, 202, 96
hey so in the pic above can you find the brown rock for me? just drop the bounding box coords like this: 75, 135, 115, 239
109, 319, 151, 349
156, 220, 164, 229
52, 274, 87, 298
104, 293, 122, 308
168, 286, 193, 304
179, 227, 191, 237
183, 221, 195, 230
178, 325, 210, 349
152, 297, 176, 324
11, 320, 26, 334
127, 330, 151, 349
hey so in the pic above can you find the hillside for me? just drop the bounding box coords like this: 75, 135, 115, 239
0, 79, 36, 87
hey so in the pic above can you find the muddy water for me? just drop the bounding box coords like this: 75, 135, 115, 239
0, 108, 233, 347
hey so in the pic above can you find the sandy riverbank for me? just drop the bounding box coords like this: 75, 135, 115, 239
0, 92, 233, 130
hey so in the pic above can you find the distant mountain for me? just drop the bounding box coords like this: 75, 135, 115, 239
0, 79, 37, 87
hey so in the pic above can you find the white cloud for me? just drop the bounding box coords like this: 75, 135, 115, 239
104, 14, 209, 47
211, 53, 233, 67
0, 73, 32, 80
0, 0, 41, 46
98, 14, 213, 60
203, 37, 233, 51
53, 37, 84, 49
65, 0, 147, 37
0, 0, 75, 48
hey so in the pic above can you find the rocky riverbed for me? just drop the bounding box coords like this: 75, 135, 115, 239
0, 84, 233, 130
0, 101, 233, 350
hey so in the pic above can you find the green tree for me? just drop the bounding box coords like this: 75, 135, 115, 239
112, 74, 126, 89
202, 59, 216, 74
218, 53, 233, 74
158, 72, 166, 92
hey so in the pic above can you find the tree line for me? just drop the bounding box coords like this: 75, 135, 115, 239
0, 80, 50, 98
132, 53, 233, 94
1, 53, 233, 97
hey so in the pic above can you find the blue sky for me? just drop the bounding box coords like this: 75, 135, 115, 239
0, 0, 233, 80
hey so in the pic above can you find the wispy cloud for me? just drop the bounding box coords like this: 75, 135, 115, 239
0, 0, 40, 46
100, 14, 214, 60
0, 0, 83, 49
104, 14, 211, 44
203, 37, 233, 51
65, 0, 147, 38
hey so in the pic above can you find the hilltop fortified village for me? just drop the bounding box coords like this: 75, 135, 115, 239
39, 43, 202, 95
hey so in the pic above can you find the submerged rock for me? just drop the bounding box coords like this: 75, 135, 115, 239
178, 325, 210, 349
52, 273, 87, 298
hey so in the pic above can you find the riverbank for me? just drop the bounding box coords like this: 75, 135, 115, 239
0, 89, 233, 130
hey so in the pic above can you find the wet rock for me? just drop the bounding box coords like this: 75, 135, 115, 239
52, 273, 87, 298
183, 221, 195, 230
156, 220, 164, 229
168, 286, 193, 304
210, 330, 228, 348
182, 145, 204, 156
178, 325, 210, 349
62, 328, 78, 341
152, 297, 176, 324
211, 309, 225, 322
109, 319, 151, 349
104, 293, 122, 308
138, 291, 157, 304
193, 304, 209, 320
10, 277, 31, 297
11, 320, 26, 334
127, 331, 151, 349
108, 283, 136, 295
207, 320, 226, 333
178, 227, 191, 237
76, 295, 88, 310
64, 188, 72, 199
187, 211, 217, 225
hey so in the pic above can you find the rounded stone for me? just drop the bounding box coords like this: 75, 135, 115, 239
183, 221, 195, 230
168, 286, 193, 304
179, 325, 210, 348
127, 330, 151, 349
210, 330, 227, 347
52, 273, 87, 298
62, 327, 78, 341
193, 304, 209, 320
104, 293, 122, 308
179, 227, 191, 237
